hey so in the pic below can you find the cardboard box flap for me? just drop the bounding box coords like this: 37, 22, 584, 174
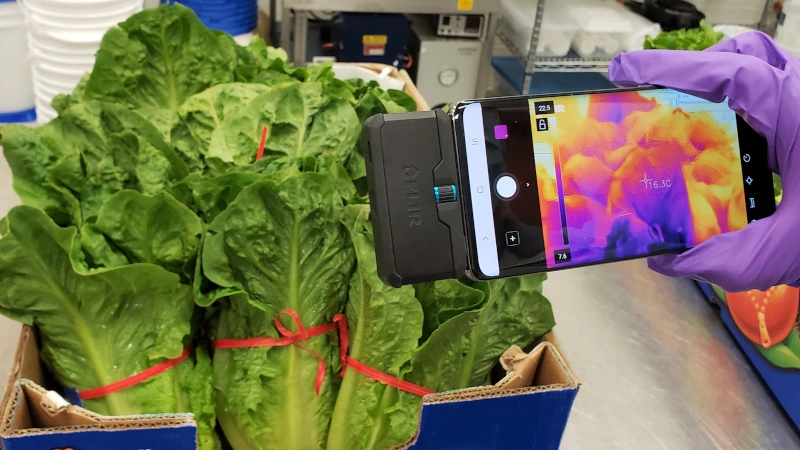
3, 381, 195, 439
14, 380, 193, 430
421, 333, 578, 405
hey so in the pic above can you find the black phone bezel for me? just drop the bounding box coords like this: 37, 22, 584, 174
452, 87, 776, 281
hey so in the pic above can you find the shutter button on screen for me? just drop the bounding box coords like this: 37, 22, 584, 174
495, 175, 518, 200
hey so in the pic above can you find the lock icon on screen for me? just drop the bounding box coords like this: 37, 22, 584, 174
537, 118, 549, 131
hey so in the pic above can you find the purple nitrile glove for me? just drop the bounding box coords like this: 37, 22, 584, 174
608, 32, 800, 293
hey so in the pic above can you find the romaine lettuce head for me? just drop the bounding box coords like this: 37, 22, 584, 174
326, 206, 424, 450
202, 172, 355, 450
1, 102, 189, 228
0, 206, 218, 449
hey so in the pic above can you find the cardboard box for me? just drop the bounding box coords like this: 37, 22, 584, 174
1, 327, 578, 450
696, 281, 800, 430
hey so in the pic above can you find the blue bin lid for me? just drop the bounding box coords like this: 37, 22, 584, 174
0, 107, 37, 124
189, 5, 256, 14
201, 11, 256, 24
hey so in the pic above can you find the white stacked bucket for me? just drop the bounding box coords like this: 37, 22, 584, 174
0, 1, 35, 124
21, 0, 143, 123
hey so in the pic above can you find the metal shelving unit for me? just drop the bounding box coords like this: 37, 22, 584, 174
497, 0, 777, 95
496, 0, 612, 94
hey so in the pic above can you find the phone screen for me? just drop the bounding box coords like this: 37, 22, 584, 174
453, 88, 775, 279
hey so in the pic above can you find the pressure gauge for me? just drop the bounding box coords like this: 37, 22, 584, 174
438, 68, 458, 87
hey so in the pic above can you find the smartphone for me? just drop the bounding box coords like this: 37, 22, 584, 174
453, 88, 775, 280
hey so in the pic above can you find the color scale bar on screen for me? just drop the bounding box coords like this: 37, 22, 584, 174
549, 116, 570, 246
463, 103, 499, 277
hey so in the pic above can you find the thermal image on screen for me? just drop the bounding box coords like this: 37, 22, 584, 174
530, 89, 747, 268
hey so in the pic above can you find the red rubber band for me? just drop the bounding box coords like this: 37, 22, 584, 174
255, 125, 269, 161
78, 345, 194, 401
334, 314, 434, 397
211, 309, 336, 395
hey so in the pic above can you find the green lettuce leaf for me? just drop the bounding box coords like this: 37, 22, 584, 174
79, 190, 202, 279
43, 102, 189, 222
381, 90, 417, 113
207, 83, 360, 167
137, 107, 180, 144
352, 83, 416, 124
234, 37, 299, 86
179, 83, 270, 157
83, 4, 238, 111
175, 346, 220, 450
0, 206, 217, 449
327, 205, 424, 450
0, 124, 81, 227
346, 85, 416, 180
774, 173, 783, 199
406, 274, 555, 391
414, 280, 487, 342
136, 106, 208, 174
171, 172, 263, 224
202, 172, 355, 449
52, 73, 90, 115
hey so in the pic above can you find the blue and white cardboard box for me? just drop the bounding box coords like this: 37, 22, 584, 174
402, 333, 580, 450
1, 328, 579, 450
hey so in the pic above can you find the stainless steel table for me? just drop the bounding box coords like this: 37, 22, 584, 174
545, 261, 800, 449
277, 0, 500, 98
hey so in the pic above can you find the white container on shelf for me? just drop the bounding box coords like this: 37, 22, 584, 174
0, 0, 35, 117
499, 0, 580, 58
568, 2, 633, 59
714, 24, 757, 40
691, 0, 767, 26
618, 5, 661, 52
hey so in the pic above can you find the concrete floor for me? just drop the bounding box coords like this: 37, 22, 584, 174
0, 150, 23, 396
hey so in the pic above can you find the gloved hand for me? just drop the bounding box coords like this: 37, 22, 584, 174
608, 32, 800, 293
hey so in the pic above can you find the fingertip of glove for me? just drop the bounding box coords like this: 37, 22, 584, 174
607, 54, 628, 83
647, 255, 678, 275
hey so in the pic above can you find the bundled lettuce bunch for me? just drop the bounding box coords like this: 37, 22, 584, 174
0, 5, 555, 450
643, 20, 724, 51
